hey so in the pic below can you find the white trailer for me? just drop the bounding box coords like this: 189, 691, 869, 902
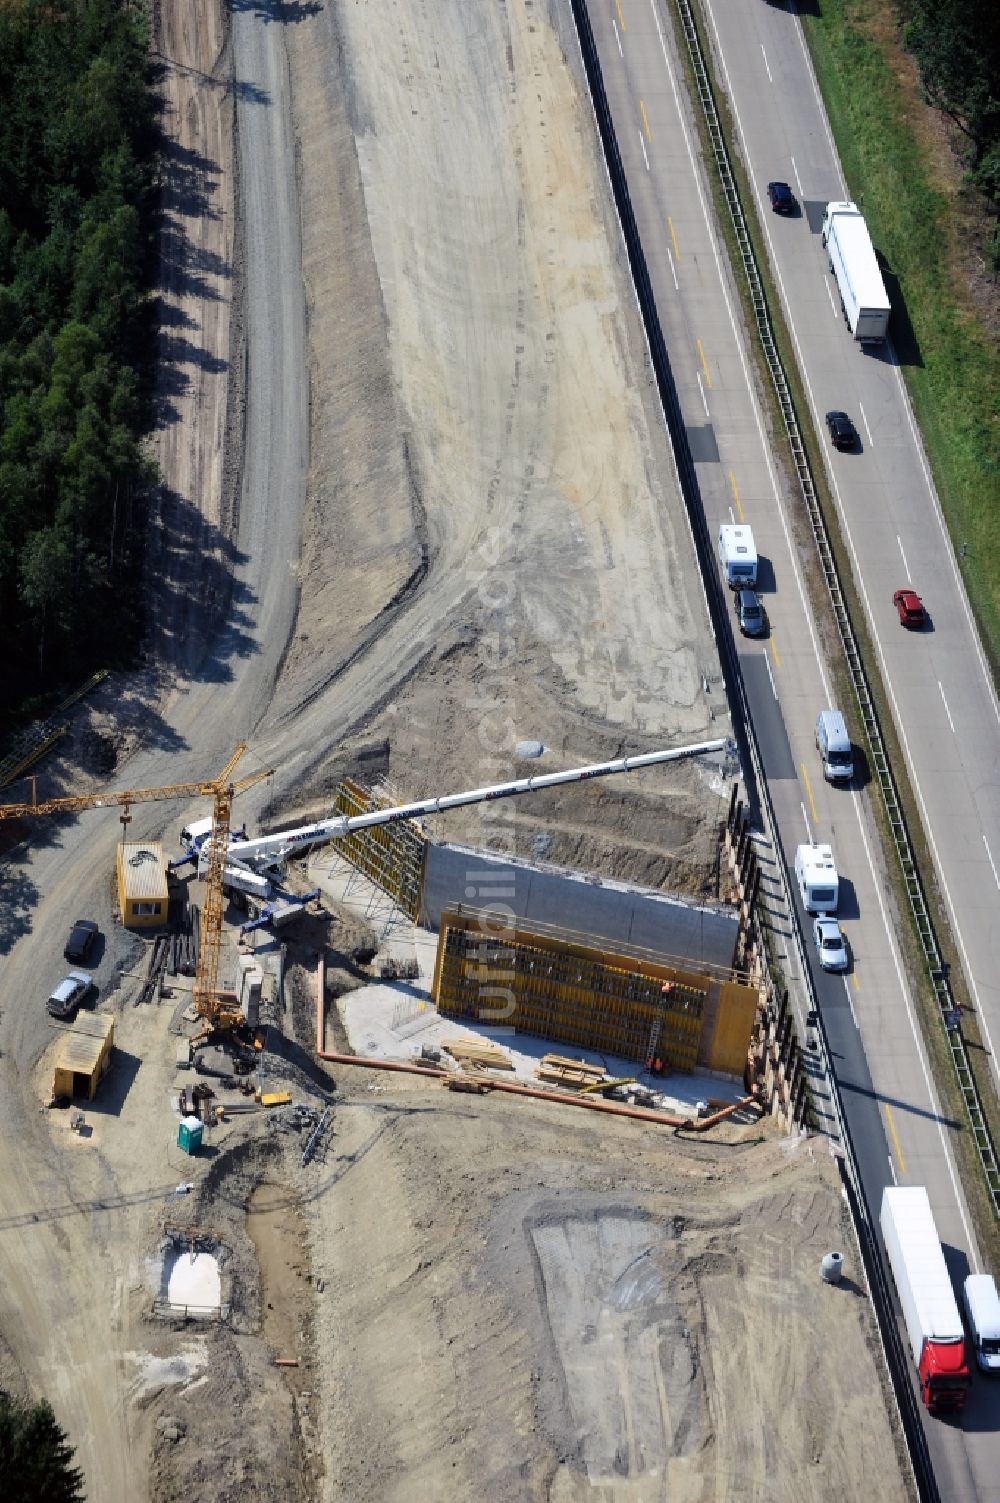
794, 842, 839, 915
718, 524, 758, 589
821, 202, 890, 344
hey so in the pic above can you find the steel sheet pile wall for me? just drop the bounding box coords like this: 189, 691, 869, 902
434, 906, 716, 1072
333, 779, 427, 920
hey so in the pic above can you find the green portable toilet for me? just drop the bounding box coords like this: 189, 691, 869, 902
177, 1114, 204, 1155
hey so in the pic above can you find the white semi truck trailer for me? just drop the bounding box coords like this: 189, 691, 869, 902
821, 201, 891, 344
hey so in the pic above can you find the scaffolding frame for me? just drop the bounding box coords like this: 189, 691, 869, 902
331, 778, 427, 923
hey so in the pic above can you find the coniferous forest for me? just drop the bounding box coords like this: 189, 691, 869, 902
0, 0, 158, 715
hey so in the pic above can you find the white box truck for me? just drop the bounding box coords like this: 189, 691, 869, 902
718, 524, 758, 589
963, 1274, 1000, 1375
881, 1187, 970, 1414
821, 201, 891, 344
794, 842, 838, 914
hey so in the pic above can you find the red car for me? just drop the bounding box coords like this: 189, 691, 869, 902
893, 588, 926, 628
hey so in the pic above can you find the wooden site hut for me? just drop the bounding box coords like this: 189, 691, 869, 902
116, 840, 169, 929
52, 1012, 114, 1101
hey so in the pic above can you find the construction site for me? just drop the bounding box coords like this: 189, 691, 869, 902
0, 0, 915, 1500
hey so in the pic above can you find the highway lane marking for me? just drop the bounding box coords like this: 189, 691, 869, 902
858, 403, 873, 447
760, 44, 773, 84
790, 155, 803, 198
888, 345, 1000, 732
763, 646, 778, 702
938, 682, 956, 735
638, 129, 650, 171
823, 279, 838, 319
800, 762, 818, 825
800, 801, 813, 845
667, 215, 680, 260
896, 535, 911, 578
612, 17, 623, 56
984, 836, 1000, 893
851, 970, 860, 992
697, 338, 712, 388
698, 0, 980, 1266
666, 247, 678, 288
884, 1103, 907, 1176
843, 976, 858, 1029
639, 98, 652, 142
696, 371, 709, 416
727, 470, 744, 521
769, 634, 781, 667
888, 1154, 897, 1185
615, 0, 626, 32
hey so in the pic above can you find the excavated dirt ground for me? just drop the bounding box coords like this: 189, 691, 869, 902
131, 954, 908, 1503
263, 0, 732, 897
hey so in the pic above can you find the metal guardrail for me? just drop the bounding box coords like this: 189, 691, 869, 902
672, 0, 1000, 1215
569, 0, 938, 1495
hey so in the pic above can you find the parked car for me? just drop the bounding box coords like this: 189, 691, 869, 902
767, 180, 796, 215
47, 971, 95, 1020
813, 918, 849, 973
64, 917, 99, 963
893, 588, 926, 628
735, 589, 767, 637
825, 410, 858, 451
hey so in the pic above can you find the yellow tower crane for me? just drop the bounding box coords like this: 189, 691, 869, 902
0, 744, 273, 1030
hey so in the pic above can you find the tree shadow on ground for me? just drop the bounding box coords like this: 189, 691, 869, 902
146, 488, 259, 682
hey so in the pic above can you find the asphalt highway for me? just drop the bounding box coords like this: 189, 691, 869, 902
585, 0, 1000, 1493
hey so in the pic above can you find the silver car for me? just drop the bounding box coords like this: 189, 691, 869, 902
813, 918, 848, 973
47, 971, 95, 1020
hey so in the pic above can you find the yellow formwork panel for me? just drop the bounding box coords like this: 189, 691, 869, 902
435, 907, 712, 1072
707, 980, 760, 1076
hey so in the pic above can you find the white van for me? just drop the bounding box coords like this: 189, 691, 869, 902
718, 524, 758, 589
794, 843, 839, 915
815, 709, 854, 784
963, 1275, 1000, 1374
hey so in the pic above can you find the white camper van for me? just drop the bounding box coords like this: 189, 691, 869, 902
718, 524, 758, 589
794, 843, 839, 915
815, 709, 854, 783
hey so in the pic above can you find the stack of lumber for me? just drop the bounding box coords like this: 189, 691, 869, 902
442, 1038, 514, 1071
535, 1054, 608, 1089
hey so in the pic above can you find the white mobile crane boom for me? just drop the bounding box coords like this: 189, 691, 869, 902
225, 739, 732, 872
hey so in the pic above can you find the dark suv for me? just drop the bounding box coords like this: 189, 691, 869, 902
735, 589, 767, 638
825, 410, 858, 451
767, 181, 796, 215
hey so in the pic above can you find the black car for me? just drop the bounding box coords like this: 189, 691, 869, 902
767, 180, 796, 215
64, 918, 99, 963
735, 589, 767, 638
825, 410, 858, 451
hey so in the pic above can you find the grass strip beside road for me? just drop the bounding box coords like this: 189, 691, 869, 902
800, 0, 1000, 680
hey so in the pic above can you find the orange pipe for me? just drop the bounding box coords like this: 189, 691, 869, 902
315, 1044, 755, 1130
